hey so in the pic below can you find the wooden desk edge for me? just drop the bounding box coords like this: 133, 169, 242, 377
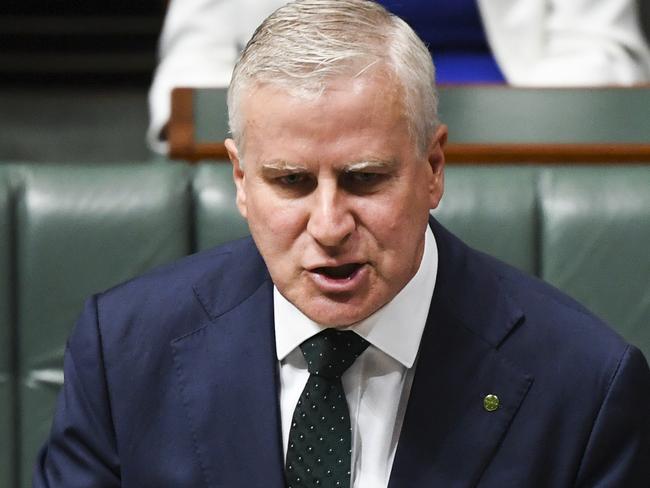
169, 86, 650, 164
168, 87, 196, 160
169, 141, 650, 164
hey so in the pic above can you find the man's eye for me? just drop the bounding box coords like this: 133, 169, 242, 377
279, 173, 307, 185
274, 173, 316, 194
343, 172, 384, 186
349, 172, 380, 183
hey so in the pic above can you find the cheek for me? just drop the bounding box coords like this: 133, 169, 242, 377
247, 196, 306, 248
357, 191, 429, 266
357, 203, 410, 261
358, 187, 428, 234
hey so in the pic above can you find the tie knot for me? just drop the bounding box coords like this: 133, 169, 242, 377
300, 329, 369, 379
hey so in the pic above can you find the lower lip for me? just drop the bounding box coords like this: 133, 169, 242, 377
308, 265, 368, 293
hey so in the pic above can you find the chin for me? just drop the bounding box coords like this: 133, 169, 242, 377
311, 315, 361, 328
302, 301, 373, 327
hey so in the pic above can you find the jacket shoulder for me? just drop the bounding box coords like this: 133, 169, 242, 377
92, 236, 268, 344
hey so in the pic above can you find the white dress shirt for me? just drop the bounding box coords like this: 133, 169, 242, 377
274, 227, 438, 488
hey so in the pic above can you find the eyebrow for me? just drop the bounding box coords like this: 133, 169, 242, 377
259, 157, 399, 173
343, 158, 398, 172
260, 160, 307, 172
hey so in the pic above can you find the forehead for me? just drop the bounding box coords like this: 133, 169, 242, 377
239, 74, 415, 165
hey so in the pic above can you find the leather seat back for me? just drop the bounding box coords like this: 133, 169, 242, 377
539, 167, 650, 356
13, 164, 193, 485
0, 167, 15, 488
2, 162, 649, 487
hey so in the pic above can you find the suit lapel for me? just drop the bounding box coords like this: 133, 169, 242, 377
169, 221, 535, 487
389, 220, 534, 487
171, 244, 285, 488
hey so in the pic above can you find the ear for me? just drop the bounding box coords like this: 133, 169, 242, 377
427, 124, 448, 210
225, 138, 248, 219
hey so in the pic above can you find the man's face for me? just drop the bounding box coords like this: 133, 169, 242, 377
226, 74, 446, 326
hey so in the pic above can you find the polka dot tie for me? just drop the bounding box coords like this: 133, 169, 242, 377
285, 329, 370, 488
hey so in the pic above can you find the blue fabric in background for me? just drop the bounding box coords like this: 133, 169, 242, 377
378, 0, 505, 83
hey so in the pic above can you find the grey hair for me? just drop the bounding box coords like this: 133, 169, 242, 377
227, 0, 438, 155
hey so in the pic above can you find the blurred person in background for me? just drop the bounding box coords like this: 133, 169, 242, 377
147, 0, 650, 154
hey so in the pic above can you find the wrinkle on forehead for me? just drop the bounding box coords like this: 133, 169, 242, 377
238, 71, 417, 174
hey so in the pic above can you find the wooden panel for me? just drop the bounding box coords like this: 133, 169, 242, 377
168, 88, 196, 160
168, 141, 650, 164
169, 86, 650, 164
444, 143, 650, 164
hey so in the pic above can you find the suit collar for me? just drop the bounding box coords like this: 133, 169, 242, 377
427, 217, 524, 348
189, 220, 523, 348
175, 223, 533, 487
389, 218, 533, 487
172, 239, 285, 488
191, 237, 271, 321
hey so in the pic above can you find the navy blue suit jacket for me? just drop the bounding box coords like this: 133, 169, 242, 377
34, 218, 650, 487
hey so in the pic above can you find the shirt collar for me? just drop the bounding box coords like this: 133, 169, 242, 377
274, 226, 438, 368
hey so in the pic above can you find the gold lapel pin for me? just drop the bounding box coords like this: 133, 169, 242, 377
483, 394, 500, 412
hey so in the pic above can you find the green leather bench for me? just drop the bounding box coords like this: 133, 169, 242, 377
0, 162, 649, 487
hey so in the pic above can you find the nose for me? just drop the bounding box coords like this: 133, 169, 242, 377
307, 180, 355, 248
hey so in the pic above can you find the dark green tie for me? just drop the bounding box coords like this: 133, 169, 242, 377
285, 329, 370, 488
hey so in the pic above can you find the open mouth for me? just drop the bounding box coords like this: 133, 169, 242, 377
312, 263, 363, 280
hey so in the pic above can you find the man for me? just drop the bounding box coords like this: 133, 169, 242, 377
35, 1, 650, 487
